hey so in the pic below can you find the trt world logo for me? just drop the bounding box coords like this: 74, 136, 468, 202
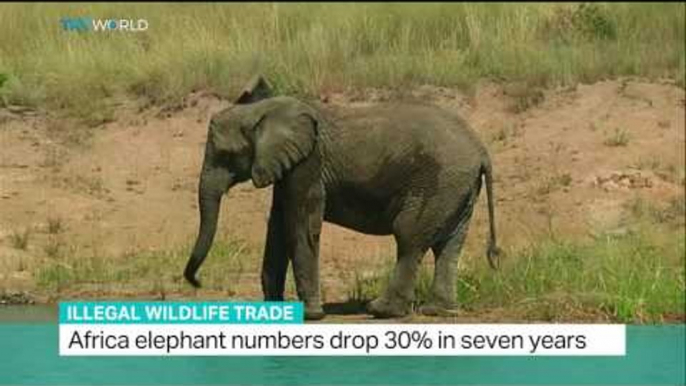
60, 17, 149, 32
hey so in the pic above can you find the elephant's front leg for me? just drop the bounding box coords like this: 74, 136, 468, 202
281, 160, 326, 320
282, 187, 325, 320
261, 185, 290, 301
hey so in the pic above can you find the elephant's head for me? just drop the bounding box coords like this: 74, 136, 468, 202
183, 76, 320, 287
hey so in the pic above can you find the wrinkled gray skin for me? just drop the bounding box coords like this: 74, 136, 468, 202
184, 76, 500, 320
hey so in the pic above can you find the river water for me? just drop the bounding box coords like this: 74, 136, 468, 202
0, 305, 683, 385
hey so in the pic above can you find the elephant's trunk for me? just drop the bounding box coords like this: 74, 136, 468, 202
184, 166, 233, 288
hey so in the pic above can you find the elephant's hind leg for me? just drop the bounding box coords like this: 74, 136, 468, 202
367, 241, 427, 318
421, 188, 479, 316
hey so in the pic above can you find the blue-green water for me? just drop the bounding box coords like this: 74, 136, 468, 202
0, 306, 684, 385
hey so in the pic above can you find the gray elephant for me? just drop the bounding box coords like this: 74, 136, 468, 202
184, 76, 500, 320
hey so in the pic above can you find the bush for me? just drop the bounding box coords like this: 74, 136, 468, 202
543, 3, 618, 41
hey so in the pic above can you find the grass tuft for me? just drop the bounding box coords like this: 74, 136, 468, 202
46, 217, 64, 234
604, 128, 631, 147
9, 228, 31, 250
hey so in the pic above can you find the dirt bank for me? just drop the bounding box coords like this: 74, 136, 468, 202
1, 79, 684, 319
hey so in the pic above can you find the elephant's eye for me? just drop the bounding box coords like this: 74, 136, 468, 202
215, 148, 251, 171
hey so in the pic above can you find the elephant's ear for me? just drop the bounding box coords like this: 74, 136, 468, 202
251, 105, 318, 188
209, 118, 250, 156
235, 75, 273, 105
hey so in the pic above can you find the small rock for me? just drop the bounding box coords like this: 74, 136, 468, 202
7, 105, 35, 114
601, 227, 631, 238
603, 181, 619, 192
0, 292, 35, 305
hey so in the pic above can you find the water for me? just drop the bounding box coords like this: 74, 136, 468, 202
0, 306, 683, 385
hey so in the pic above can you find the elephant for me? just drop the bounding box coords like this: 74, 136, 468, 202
184, 76, 500, 320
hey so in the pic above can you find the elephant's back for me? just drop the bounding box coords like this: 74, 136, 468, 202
322, 102, 487, 169
320, 102, 486, 203
329, 102, 483, 141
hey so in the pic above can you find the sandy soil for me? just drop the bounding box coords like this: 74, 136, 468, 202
1, 79, 684, 319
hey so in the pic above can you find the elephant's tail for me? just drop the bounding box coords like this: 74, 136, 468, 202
482, 157, 501, 270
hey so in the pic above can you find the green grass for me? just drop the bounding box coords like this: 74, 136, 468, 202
0, 3, 684, 121
36, 238, 250, 295
349, 226, 685, 323
473, 229, 684, 322
32, 219, 684, 322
